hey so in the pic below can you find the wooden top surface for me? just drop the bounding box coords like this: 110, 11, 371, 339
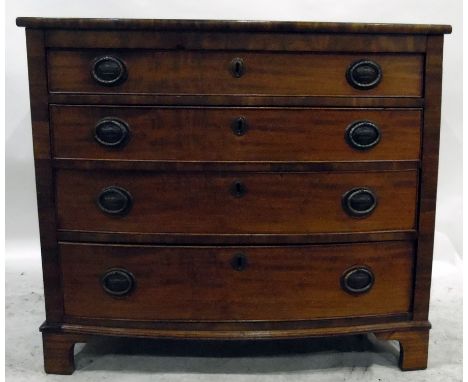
16, 17, 451, 34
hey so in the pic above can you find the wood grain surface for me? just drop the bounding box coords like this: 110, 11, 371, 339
51, 106, 422, 162
44, 30, 428, 52
17, 17, 451, 373
60, 241, 414, 321
55, 169, 418, 234
47, 50, 423, 97
16, 17, 452, 34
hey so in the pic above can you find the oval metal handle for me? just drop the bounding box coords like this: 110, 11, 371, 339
101, 268, 135, 296
341, 266, 374, 294
230, 180, 247, 198
97, 186, 133, 215
231, 253, 248, 271
91, 55, 127, 86
94, 118, 130, 147
345, 120, 381, 150
342, 187, 377, 217
230, 57, 245, 78
346, 59, 382, 90
231, 116, 248, 136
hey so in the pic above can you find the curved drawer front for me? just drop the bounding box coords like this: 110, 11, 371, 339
51, 106, 421, 162
56, 169, 418, 234
60, 241, 414, 321
47, 50, 423, 97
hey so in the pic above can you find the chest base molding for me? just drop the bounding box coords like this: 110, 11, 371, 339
40, 320, 431, 374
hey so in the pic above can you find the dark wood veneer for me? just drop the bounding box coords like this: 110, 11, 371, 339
49, 94, 425, 107
51, 106, 422, 162
44, 30, 428, 52
55, 169, 418, 234
25, 29, 64, 322
48, 50, 423, 97
18, 17, 450, 374
412, 35, 445, 321
17, 17, 451, 34
57, 230, 417, 245
60, 242, 414, 321
52, 159, 420, 173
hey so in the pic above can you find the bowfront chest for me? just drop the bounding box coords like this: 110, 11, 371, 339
16, 17, 451, 374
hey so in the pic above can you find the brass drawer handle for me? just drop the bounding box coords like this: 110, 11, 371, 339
94, 118, 130, 147
341, 266, 374, 294
91, 55, 127, 86
345, 120, 381, 150
101, 268, 135, 296
231, 116, 248, 136
230, 180, 247, 198
230, 57, 245, 78
231, 253, 248, 271
342, 187, 377, 217
346, 59, 382, 90
97, 186, 133, 215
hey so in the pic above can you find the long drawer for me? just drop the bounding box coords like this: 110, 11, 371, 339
51, 106, 422, 162
60, 241, 414, 321
47, 50, 423, 96
56, 169, 418, 234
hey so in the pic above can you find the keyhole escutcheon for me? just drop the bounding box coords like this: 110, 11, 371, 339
231, 253, 248, 271
231, 116, 248, 136
230, 180, 247, 198
230, 57, 245, 78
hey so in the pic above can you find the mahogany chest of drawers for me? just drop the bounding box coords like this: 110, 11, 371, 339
16, 17, 451, 374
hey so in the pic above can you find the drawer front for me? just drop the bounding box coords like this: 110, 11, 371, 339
60, 242, 414, 321
51, 106, 421, 162
47, 50, 423, 97
56, 170, 418, 234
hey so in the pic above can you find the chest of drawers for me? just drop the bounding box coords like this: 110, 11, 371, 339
17, 17, 451, 374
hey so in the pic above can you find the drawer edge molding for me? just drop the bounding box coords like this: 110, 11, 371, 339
47, 94, 425, 107
40, 320, 431, 340
52, 159, 420, 172
61, 312, 411, 328
57, 230, 417, 245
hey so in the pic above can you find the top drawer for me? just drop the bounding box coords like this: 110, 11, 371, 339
47, 50, 424, 97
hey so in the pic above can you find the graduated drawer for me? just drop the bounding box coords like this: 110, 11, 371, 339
51, 106, 422, 162
47, 50, 423, 97
60, 241, 414, 321
56, 169, 418, 234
